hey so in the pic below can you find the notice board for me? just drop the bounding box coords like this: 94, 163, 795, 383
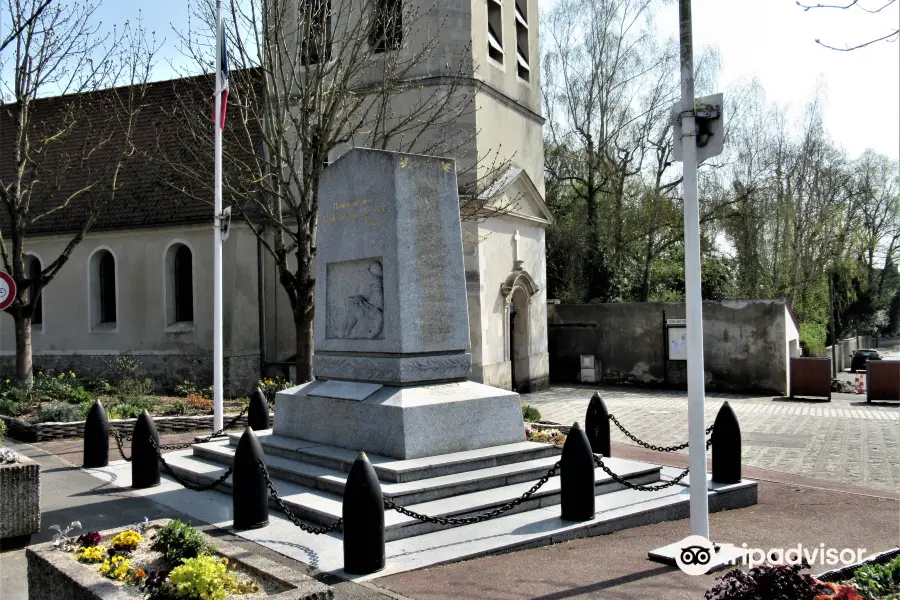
668, 327, 687, 361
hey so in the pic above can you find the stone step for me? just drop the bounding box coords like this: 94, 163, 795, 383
164, 450, 664, 541
225, 430, 561, 483
194, 439, 592, 505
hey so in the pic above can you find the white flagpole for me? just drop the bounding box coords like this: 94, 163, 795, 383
678, 0, 709, 539
213, 0, 224, 432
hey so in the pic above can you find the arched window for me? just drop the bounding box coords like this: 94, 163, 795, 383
173, 245, 194, 322
165, 242, 194, 327
89, 249, 117, 329
29, 257, 43, 326
98, 251, 116, 323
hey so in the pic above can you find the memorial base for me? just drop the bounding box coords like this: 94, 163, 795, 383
273, 379, 526, 460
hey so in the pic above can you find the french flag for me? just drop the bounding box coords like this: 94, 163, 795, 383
214, 19, 229, 129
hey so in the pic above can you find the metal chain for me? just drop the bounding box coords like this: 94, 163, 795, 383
383, 461, 560, 526
593, 454, 690, 491
157, 404, 251, 450
608, 413, 714, 452
150, 437, 234, 492
257, 458, 343, 534
110, 427, 132, 462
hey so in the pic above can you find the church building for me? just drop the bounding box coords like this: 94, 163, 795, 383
0, 0, 551, 394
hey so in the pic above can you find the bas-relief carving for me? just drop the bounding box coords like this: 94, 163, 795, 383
325, 258, 385, 340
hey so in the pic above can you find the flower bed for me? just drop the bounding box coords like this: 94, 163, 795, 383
525, 423, 567, 446
704, 555, 900, 600
27, 518, 332, 600
0, 365, 293, 433
0, 449, 40, 545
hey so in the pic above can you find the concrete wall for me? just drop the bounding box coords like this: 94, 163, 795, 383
548, 299, 796, 395
0, 224, 261, 394
823, 334, 876, 371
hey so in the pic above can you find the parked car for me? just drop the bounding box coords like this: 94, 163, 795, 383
850, 349, 882, 373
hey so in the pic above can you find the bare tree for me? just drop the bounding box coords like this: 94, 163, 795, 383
164, 0, 515, 382
541, 0, 721, 301
797, 0, 900, 51
0, 0, 157, 386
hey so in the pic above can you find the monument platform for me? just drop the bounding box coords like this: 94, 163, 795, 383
93, 435, 757, 578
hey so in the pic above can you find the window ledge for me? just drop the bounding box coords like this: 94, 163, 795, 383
90, 323, 118, 333
32, 324, 44, 334
166, 322, 195, 334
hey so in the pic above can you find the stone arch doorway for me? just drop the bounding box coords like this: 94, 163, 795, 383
502, 265, 540, 393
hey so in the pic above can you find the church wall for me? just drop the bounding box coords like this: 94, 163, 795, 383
0, 224, 261, 395
475, 216, 549, 392
474, 93, 545, 199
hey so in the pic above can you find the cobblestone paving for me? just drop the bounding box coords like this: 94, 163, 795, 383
521, 385, 900, 492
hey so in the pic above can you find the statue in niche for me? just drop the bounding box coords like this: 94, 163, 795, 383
343, 260, 384, 339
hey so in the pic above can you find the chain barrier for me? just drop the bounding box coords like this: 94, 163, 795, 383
592, 436, 713, 492
593, 454, 689, 491
157, 404, 251, 451
110, 427, 132, 462
608, 413, 714, 453
149, 437, 234, 492
257, 458, 343, 534
107, 404, 250, 460
383, 461, 560, 526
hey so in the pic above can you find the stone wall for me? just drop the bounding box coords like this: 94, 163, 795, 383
548, 299, 794, 395
0, 454, 41, 540
0, 412, 259, 442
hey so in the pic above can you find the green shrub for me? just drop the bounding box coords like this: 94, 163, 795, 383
0, 419, 6, 443
0, 398, 25, 417
64, 386, 94, 404
150, 520, 211, 564
160, 554, 255, 600
173, 381, 212, 400
852, 555, 900, 599
108, 403, 145, 420
799, 322, 827, 357
34, 402, 87, 423
521, 403, 542, 423
163, 399, 189, 416
258, 376, 293, 398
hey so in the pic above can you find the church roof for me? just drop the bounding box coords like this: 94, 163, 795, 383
0, 71, 262, 236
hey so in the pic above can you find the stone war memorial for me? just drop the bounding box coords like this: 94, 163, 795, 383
88, 148, 756, 579
277, 149, 525, 459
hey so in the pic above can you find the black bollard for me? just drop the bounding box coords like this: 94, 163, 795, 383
233, 427, 269, 530
711, 401, 741, 484
247, 387, 269, 432
343, 452, 385, 575
584, 392, 611, 457
560, 422, 596, 522
83, 400, 110, 468
131, 410, 161, 489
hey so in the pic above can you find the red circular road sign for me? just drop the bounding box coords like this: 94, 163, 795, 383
0, 270, 17, 311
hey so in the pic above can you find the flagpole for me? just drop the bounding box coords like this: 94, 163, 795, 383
213, 0, 224, 432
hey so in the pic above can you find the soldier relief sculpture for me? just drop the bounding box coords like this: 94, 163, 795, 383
342, 260, 384, 339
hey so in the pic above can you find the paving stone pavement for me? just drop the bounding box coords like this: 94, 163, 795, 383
521, 385, 900, 492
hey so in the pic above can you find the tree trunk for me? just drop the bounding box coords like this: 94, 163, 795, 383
14, 314, 33, 388
293, 306, 314, 383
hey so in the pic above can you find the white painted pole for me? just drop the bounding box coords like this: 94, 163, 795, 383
678, 0, 709, 539
213, 0, 224, 432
